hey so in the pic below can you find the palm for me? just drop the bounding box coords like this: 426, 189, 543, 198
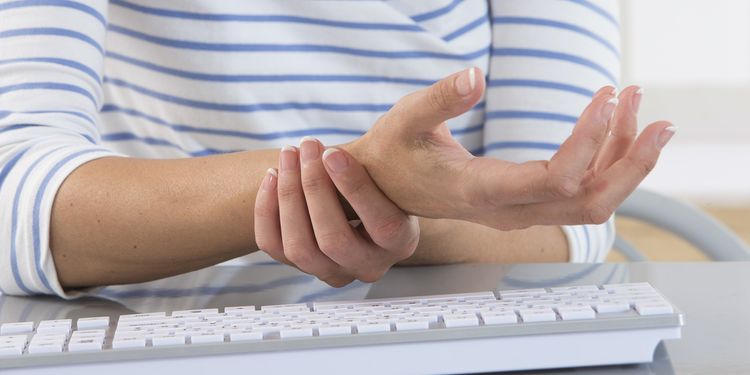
348, 68, 672, 231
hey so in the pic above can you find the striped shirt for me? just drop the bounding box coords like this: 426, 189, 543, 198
0, 0, 619, 298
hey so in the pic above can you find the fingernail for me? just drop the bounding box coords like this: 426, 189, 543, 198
657, 125, 676, 149
455, 67, 476, 97
322, 148, 348, 173
299, 136, 320, 164
632, 87, 643, 114
262, 168, 277, 192
601, 97, 618, 121
280, 145, 297, 171
597, 86, 616, 98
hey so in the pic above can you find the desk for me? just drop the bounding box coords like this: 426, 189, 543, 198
1, 262, 748, 374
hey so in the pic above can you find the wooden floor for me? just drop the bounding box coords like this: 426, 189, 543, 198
607, 206, 750, 262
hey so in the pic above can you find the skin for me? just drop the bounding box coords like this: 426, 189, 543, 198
252, 68, 675, 285
50, 67, 673, 289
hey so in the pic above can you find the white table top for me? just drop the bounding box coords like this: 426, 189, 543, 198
1, 261, 748, 374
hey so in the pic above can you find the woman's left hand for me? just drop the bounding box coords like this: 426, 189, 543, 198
254, 138, 420, 287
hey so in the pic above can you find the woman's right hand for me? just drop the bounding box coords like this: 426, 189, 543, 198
343, 67, 674, 230
254, 138, 420, 287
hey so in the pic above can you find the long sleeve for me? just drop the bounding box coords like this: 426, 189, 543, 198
485, 0, 619, 262
0, 0, 120, 297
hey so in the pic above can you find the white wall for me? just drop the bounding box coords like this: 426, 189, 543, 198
620, 0, 750, 205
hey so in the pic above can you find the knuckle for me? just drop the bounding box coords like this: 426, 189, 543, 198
427, 82, 453, 115
612, 126, 637, 139
371, 213, 408, 245
301, 173, 328, 195
582, 130, 605, 150
316, 231, 352, 256
356, 268, 388, 284
283, 240, 314, 266
582, 201, 613, 224
255, 232, 280, 252
341, 177, 369, 203
324, 275, 355, 288
254, 199, 277, 219
394, 218, 420, 260
547, 173, 581, 199
633, 156, 657, 178
277, 183, 300, 201
403, 234, 420, 258
388, 98, 409, 120
255, 237, 271, 252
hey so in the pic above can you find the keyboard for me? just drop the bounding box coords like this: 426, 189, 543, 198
0, 282, 683, 374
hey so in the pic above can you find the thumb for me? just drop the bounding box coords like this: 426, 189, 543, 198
388, 67, 485, 135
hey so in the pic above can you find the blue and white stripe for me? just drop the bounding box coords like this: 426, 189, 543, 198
0, 0, 618, 297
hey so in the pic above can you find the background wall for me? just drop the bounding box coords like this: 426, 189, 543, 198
621, 0, 750, 205
612, 0, 750, 260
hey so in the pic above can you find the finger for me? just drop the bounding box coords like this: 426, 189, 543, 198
459, 87, 617, 207
544, 86, 618, 198
516, 121, 675, 226
323, 147, 420, 263
277, 145, 347, 285
299, 137, 386, 282
253, 168, 292, 266
595, 86, 643, 172
587, 86, 627, 165
386, 67, 485, 137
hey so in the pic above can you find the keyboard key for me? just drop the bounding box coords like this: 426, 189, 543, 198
190, 333, 225, 344
0, 344, 24, 356
410, 312, 439, 324
550, 285, 600, 293
77, 317, 110, 330
261, 304, 310, 313
443, 314, 479, 328
394, 319, 430, 331
519, 308, 557, 323
280, 327, 313, 339
172, 309, 219, 317
224, 306, 257, 315
229, 330, 263, 342
68, 337, 104, 352
31, 334, 67, 344
249, 323, 283, 336
481, 311, 518, 325
594, 302, 631, 314
36, 319, 72, 335
499, 289, 546, 298
635, 302, 674, 316
119, 312, 166, 321
0, 335, 29, 346
1, 321, 34, 335
112, 336, 147, 349
152, 334, 186, 347
556, 306, 596, 321
356, 322, 391, 334
28, 341, 64, 354
72, 329, 107, 338
317, 324, 352, 337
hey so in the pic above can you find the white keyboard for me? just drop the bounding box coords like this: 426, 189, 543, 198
0, 282, 683, 374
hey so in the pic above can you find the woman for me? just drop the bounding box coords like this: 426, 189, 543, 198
0, 0, 672, 297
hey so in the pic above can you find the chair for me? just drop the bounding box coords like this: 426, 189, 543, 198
613, 188, 750, 261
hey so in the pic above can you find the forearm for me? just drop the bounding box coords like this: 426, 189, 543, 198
400, 218, 568, 265
50, 150, 278, 289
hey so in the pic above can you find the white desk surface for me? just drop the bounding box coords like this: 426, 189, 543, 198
1, 261, 748, 374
